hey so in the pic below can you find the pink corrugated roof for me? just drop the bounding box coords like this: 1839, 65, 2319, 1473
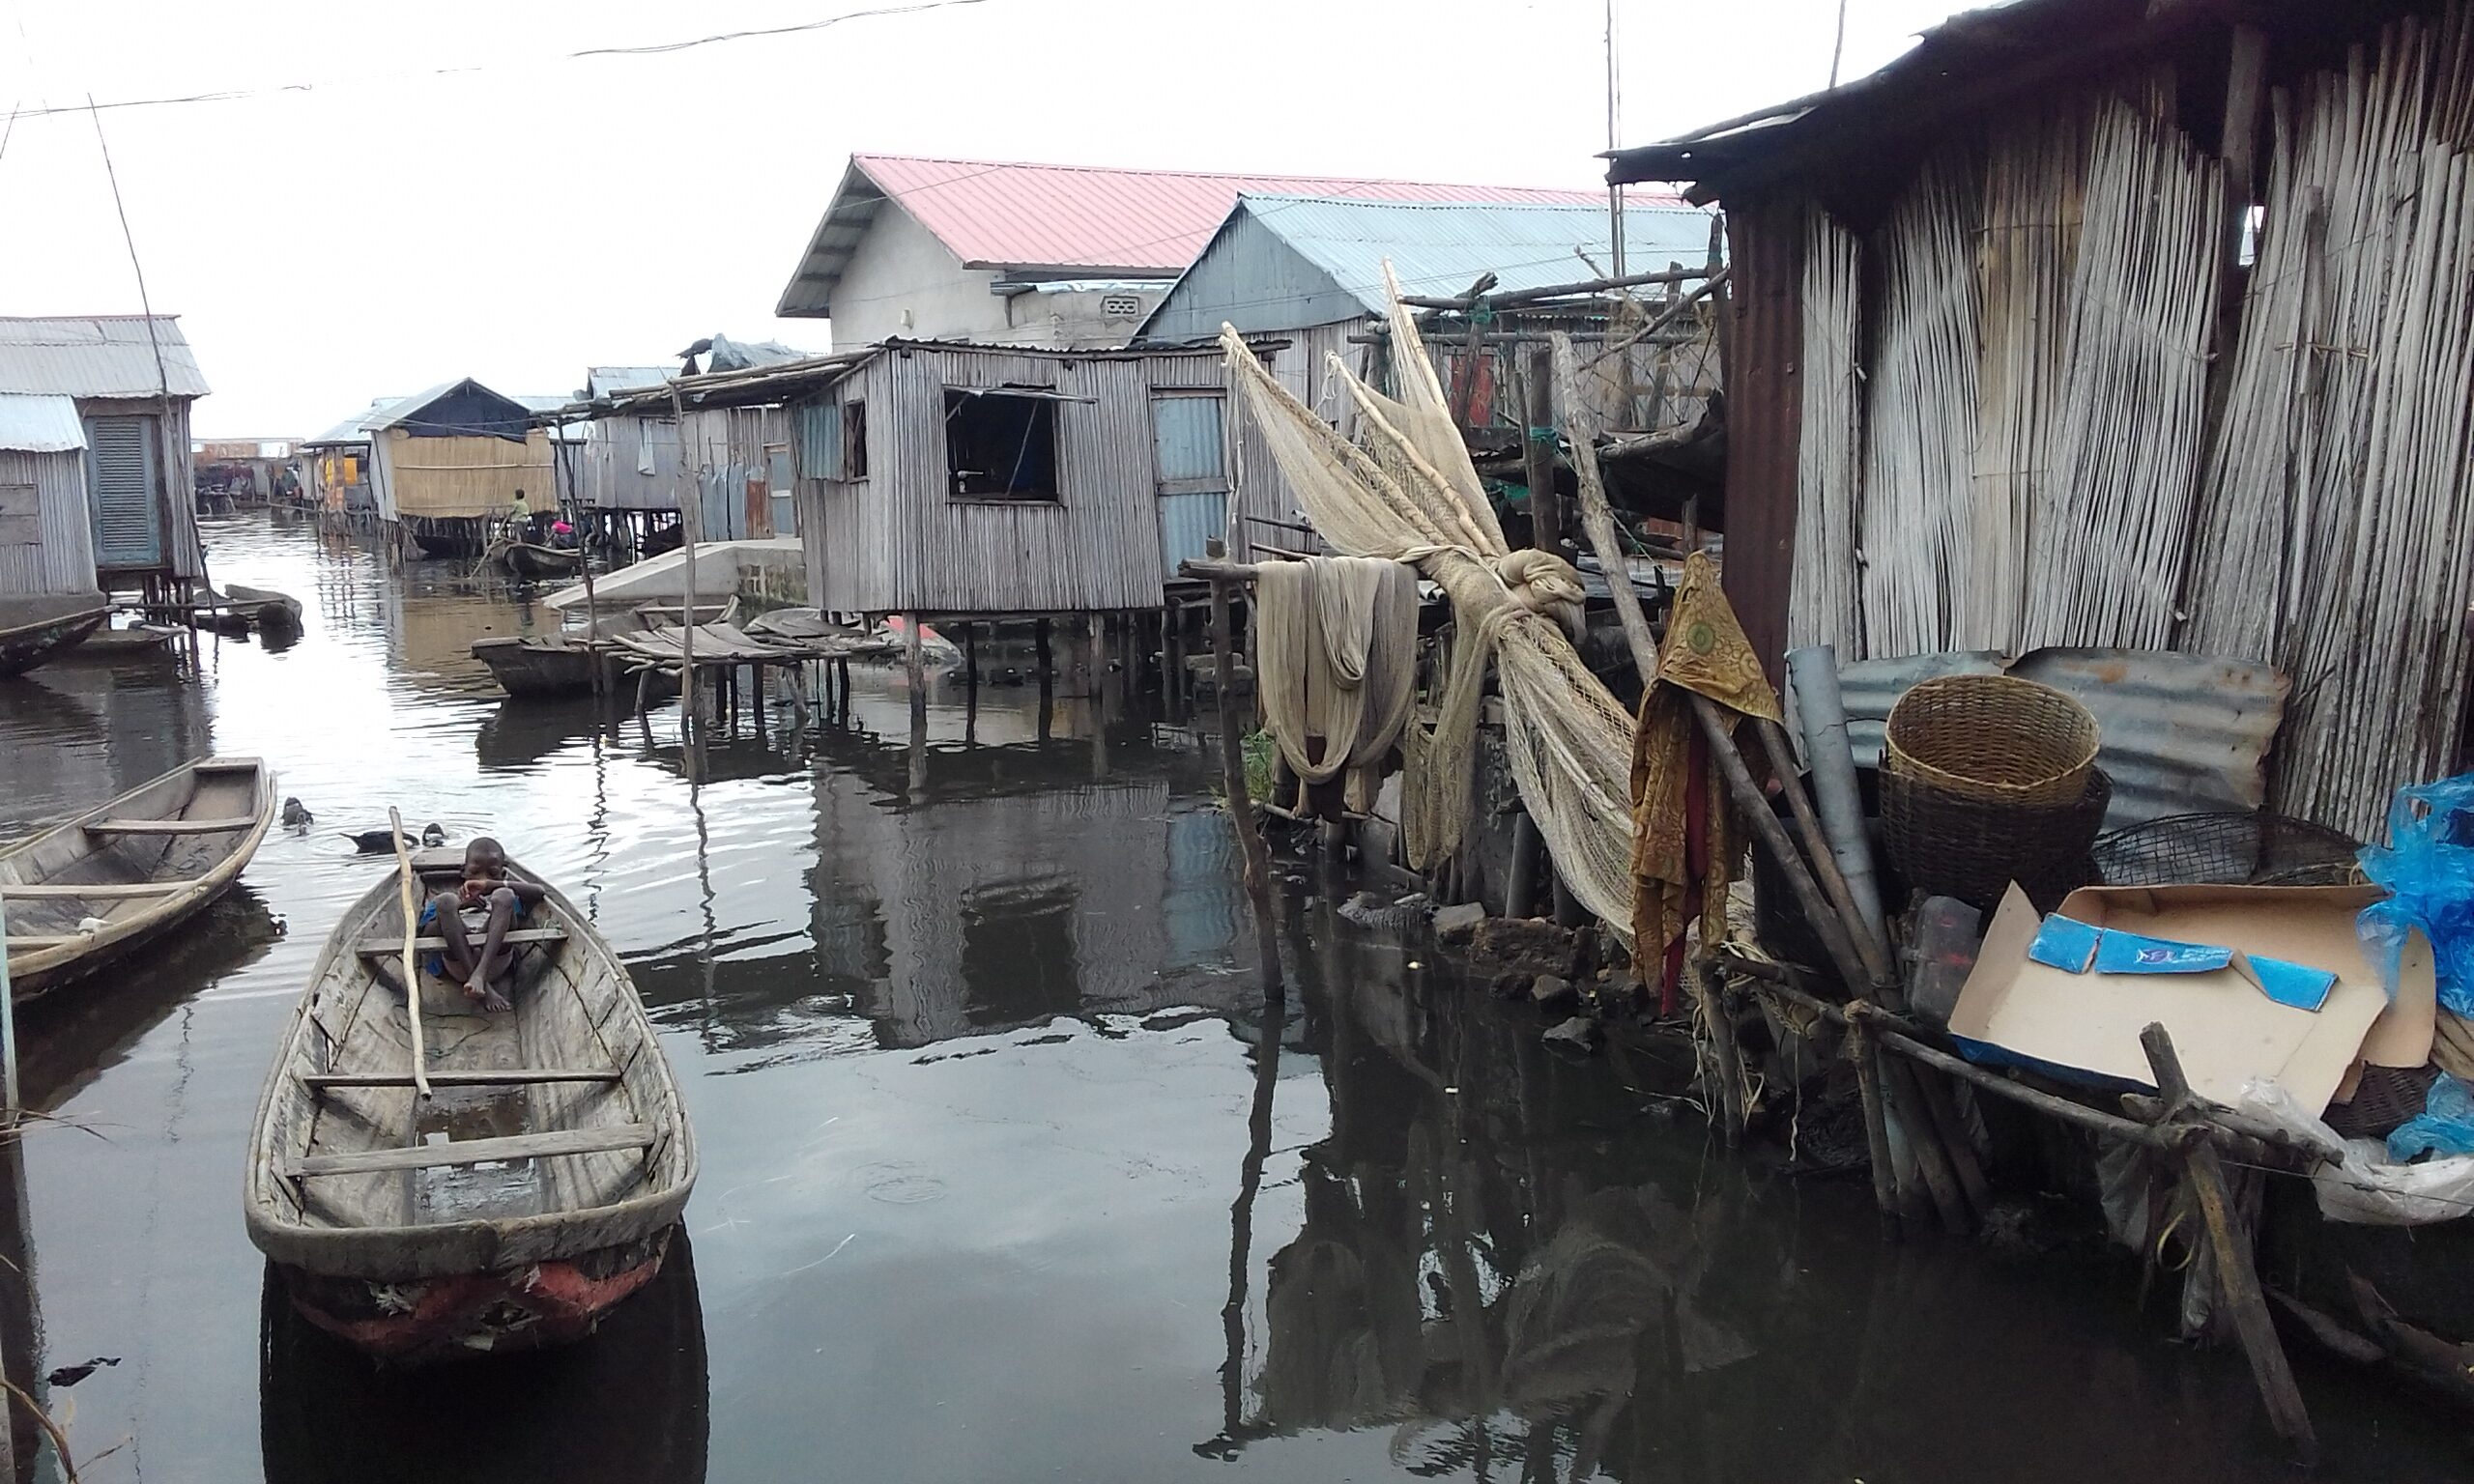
850, 154, 1675, 272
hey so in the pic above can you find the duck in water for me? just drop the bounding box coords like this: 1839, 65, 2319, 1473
280, 797, 313, 830
341, 821, 448, 853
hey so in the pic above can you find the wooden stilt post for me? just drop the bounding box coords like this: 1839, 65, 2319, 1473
1523, 345, 1566, 560
904, 613, 926, 722
1034, 615, 1052, 678
964, 623, 978, 690
2141, 1023, 2317, 1463
1206, 538, 1282, 994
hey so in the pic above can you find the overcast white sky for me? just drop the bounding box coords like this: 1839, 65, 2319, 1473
0, 0, 1966, 435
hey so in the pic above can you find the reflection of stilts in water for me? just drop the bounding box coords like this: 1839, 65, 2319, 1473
687, 777, 720, 1052
906, 699, 928, 801
1197, 971, 1287, 1460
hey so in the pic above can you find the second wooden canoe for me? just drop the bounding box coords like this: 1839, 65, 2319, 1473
244, 849, 696, 1362
0, 757, 276, 1001
472, 635, 677, 699
504, 543, 583, 581
0, 601, 110, 678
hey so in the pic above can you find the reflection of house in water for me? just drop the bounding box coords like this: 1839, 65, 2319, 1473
817, 758, 1244, 1048
625, 674, 1243, 1056
0, 659, 213, 834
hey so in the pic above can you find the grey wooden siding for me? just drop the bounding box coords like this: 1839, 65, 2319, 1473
800, 345, 1229, 615
582, 414, 679, 511
0, 448, 100, 598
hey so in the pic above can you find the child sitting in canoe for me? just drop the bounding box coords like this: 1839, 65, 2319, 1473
421, 838, 547, 1012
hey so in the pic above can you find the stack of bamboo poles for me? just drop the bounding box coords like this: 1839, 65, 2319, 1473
2025, 97, 2222, 650
1962, 113, 2086, 651
1856, 157, 1980, 657
1788, 209, 1864, 654
2181, 11, 2474, 838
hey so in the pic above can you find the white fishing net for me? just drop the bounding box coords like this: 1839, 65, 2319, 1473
1219, 270, 1638, 940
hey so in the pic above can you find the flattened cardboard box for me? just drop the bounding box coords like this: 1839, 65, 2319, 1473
1950, 883, 2435, 1114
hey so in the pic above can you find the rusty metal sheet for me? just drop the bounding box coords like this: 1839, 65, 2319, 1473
1818, 646, 2289, 830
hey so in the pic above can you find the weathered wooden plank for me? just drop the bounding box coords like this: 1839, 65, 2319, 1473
303, 1069, 619, 1090
353, 927, 568, 956
289, 1123, 652, 1178
83, 816, 259, 835
0, 880, 189, 899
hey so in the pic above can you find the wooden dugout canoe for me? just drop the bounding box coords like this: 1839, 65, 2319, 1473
0, 602, 109, 678
244, 848, 696, 1362
503, 542, 583, 580
0, 757, 275, 1001
471, 635, 676, 700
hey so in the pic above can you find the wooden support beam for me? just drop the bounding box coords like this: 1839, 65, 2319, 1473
289, 1123, 653, 1178
83, 817, 258, 836
2140, 1023, 2317, 1463
1, 881, 187, 899
304, 1068, 619, 1090
1398, 266, 1710, 311
356, 927, 568, 956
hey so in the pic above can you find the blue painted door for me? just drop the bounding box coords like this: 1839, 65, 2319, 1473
85, 414, 161, 570
1151, 393, 1227, 576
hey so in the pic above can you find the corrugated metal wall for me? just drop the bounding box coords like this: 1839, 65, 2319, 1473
801, 346, 1227, 615
678, 407, 791, 541
585, 414, 680, 511
0, 448, 99, 597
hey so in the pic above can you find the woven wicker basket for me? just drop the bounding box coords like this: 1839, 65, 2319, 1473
1883, 764, 2111, 912
1884, 674, 2100, 809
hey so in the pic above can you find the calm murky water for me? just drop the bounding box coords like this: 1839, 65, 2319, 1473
0, 512, 2464, 1483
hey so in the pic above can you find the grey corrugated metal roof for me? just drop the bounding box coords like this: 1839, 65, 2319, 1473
0, 394, 86, 452
1237, 194, 1714, 309
0, 316, 210, 399
587, 366, 676, 398
302, 397, 404, 447
1816, 647, 2289, 832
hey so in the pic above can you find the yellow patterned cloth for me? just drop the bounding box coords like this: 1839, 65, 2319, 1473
1630, 553, 1783, 988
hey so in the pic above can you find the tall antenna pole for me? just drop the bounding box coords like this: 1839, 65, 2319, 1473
1606, 0, 1625, 275
1829, 0, 1852, 88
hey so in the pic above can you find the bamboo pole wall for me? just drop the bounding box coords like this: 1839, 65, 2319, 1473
1856, 157, 1980, 658
2026, 97, 2222, 651
1962, 113, 2086, 651
1788, 208, 1863, 653
2181, 10, 2474, 839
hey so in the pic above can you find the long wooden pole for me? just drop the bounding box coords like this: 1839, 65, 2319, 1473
389, 807, 432, 1100
670, 388, 700, 759
1205, 537, 1283, 995
2140, 1023, 2316, 1462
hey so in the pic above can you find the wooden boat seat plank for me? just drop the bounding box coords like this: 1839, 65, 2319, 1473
84, 816, 260, 835
303, 1068, 619, 1090
353, 926, 568, 956
289, 1123, 653, 1178
1, 880, 191, 899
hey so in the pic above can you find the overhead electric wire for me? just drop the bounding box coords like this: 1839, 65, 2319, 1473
0, 0, 1011, 120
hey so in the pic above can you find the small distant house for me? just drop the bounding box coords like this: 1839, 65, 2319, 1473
774, 154, 1619, 350
593, 340, 1239, 618
363, 379, 553, 555
561, 366, 680, 519
0, 315, 208, 598
301, 400, 390, 522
